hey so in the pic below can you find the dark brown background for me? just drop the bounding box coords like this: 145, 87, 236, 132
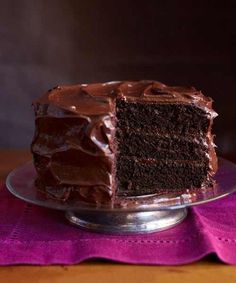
0, 0, 235, 155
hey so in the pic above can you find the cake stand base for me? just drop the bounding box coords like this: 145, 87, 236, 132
65, 208, 188, 234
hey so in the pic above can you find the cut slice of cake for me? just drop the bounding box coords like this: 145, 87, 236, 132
31, 80, 218, 204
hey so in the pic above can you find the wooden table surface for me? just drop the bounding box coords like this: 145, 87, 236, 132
0, 149, 236, 283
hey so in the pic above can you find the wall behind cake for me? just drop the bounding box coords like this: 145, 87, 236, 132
0, 0, 235, 155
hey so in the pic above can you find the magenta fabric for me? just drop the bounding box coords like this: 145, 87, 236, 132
1, 182, 236, 266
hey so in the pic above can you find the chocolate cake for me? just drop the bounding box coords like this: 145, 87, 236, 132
31, 80, 218, 204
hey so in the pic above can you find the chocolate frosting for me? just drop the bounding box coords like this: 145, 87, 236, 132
37, 81, 217, 117
31, 80, 218, 202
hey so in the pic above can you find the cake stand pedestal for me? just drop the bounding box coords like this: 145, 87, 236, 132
65, 209, 188, 234
6, 158, 236, 234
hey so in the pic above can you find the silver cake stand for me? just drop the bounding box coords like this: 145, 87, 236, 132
6, 158, 236, 234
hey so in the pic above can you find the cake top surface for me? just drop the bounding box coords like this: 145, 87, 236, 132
34, 80, 217, 118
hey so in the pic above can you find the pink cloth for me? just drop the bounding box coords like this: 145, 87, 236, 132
1, 182, 236, 265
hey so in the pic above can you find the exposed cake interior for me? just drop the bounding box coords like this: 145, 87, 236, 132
115, 100, 215, 196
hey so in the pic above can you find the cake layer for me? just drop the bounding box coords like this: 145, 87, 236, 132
116, 100, 211, 135
32, 116, 114, 156
33, 147, 113, 198
32, 117, 89, 154
116, 129, 209, 160
116, 157, 212, 196
35, 179, 112, 204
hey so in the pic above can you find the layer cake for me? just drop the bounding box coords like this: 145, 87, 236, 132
31, 81, 218, 204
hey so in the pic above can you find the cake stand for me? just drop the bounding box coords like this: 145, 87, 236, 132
6, 158, 236, 234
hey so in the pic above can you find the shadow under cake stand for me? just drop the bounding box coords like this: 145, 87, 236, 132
6, 158, 236, 234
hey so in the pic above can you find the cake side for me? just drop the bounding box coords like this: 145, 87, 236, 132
31, 84, 117, 203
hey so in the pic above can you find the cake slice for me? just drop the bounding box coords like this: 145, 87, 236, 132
31, 81, 218, 204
